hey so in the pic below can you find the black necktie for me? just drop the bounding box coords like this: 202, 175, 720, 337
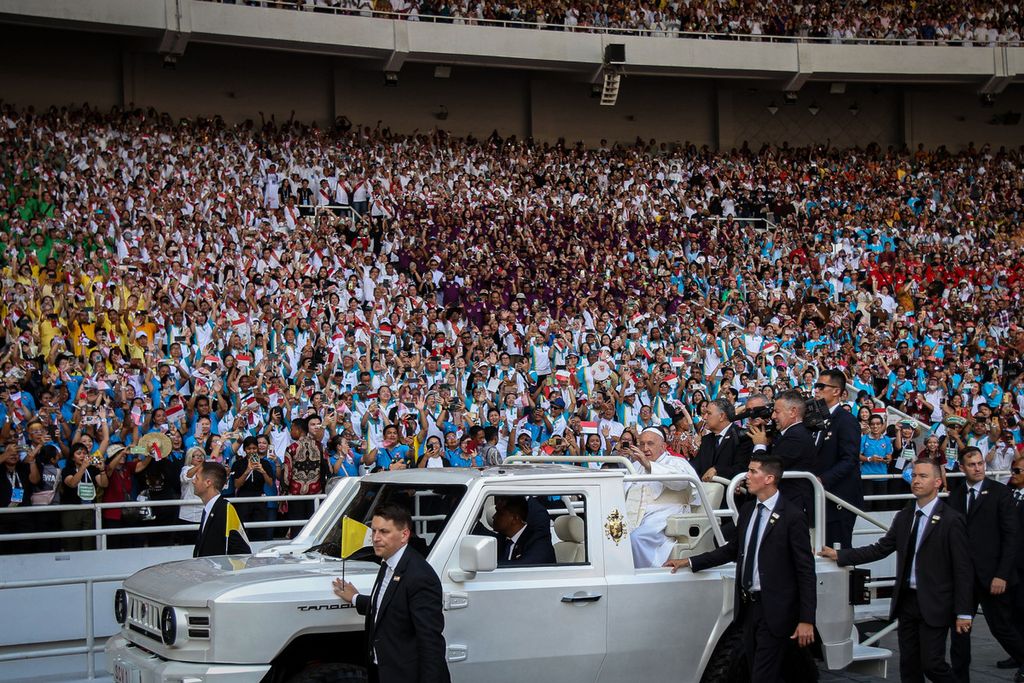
199, 509, 207, 534
741, 503, 765, 591
967, 488, 977, 515
903, 510, 924, 587
369, 562, 388, 620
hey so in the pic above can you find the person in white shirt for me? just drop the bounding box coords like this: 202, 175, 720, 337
624, 426, 701, 568
179, 446, 206, 525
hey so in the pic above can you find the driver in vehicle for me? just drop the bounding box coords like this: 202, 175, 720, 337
624, 426, 701, 568
491, 495, 556, 566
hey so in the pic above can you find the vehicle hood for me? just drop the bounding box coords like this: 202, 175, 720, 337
124, 554, 381, 607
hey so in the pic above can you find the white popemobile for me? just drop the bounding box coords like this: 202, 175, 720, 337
106, 459, 889, 683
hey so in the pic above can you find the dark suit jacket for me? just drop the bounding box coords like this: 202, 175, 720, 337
497, 521, 556, 566
946, 478, 1018, 586
193, 496, 252, 558
354, 545, 451, 683
813, 406, 864, 516
837, 499, 973, 627
771, 423, 817, 516
1013, 489, 1024, 581
693, 424, 753, 481
690, 494, 817, 638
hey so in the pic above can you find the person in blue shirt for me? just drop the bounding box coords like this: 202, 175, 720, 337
859, 414, 892, 510
327, 434, 360, 477
364, 424, 412, 471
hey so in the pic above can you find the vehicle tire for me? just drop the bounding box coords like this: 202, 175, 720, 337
700, 627, 748, 683
287, 662, 368, 683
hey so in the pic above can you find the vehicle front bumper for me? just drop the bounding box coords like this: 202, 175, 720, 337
106, 635, 271, 683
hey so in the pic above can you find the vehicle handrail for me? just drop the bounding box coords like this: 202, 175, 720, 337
724, 470, 827, 550
504, 454, 633, 469
0, 493, 328, 515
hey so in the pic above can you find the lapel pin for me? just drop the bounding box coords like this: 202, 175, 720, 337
981, 490, 989, 495
769, 512, 780, 524
931, 515, 940, 523
393, 576, 401, 582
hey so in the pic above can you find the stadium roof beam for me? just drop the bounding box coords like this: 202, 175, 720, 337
382, 19, 409, 74
783, 71, 811, 93
158, 0, 191, 57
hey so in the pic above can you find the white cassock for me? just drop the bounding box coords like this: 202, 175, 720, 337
625, 452, 701, 568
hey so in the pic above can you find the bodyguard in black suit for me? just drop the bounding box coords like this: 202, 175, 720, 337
812, 369, 863, 549
822, 460, 973, 683
946, 448, 1024, 682
192, 462, 252, 558
1007, 458, 1024, 663
750, 390, 817, 519
692, 399, 752, 482
334, 504, 450, 683
668, 454, 816, 682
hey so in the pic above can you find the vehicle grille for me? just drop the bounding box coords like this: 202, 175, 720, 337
127, 594, 163, 642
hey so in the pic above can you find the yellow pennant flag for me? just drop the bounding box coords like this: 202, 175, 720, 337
224, 501, 251, 554
340, 517, 371, 559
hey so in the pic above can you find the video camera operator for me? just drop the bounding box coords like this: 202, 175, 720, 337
749, 390, 816, 520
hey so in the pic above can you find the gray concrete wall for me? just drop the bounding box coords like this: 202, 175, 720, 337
1, 25, 1021, 151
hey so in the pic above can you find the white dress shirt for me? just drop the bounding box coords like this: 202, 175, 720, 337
908, 495, 939, 590
742, 490, 780, 592
200, 494, 220, 534
375, 543, 408, 622
506, 524, 527, 561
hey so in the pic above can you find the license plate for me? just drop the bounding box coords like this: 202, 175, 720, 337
113, 660, 141, 683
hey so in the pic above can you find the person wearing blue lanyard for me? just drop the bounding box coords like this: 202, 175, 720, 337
365, 424, 412, 472
1, 442, 41, 554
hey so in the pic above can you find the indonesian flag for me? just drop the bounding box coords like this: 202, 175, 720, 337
164, 403, 186, 424
241, 394, 259, 412
204, 355, 221, 367
670, 357, 686, 368
872, 408, 887, 416
663, 373, 679, 387
580, 421, 599, 435
268, 387, 281, 408
555, 370, 571, 383
235, 354, 252, 370
629, 312, 646, 326
231, 317, 247, 330
679, 346, 695, 357
440, 360, 451, 371
762, 342, 779, 355
379, 323, 393, 338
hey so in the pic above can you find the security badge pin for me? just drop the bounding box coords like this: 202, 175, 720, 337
769, 512, 780, 525
931, 515, 941, 524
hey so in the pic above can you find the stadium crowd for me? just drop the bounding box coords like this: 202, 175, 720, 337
206, 0, 1024, 46
1, 102, 1023, 553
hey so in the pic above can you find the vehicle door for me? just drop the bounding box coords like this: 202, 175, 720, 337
441, 484, 607, 683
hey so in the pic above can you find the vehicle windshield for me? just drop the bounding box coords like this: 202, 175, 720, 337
317, 481, 467, 559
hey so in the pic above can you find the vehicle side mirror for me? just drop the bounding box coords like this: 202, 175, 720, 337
448, 535, 497, 583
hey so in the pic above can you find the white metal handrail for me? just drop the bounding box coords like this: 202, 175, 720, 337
725, 470, 827, 550
0, 574, 129, 679
208, 2, 1024, 48
0, 493, 327, 550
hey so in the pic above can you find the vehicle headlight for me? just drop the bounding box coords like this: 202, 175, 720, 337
114, 589, 127, 625
161, 606, 177, 646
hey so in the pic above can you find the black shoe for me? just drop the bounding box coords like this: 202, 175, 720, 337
999, 657, 1021, 669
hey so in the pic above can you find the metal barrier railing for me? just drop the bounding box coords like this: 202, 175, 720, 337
0, 494, 327, 549
0, 574, 129, 679
203, 1, 1024, 48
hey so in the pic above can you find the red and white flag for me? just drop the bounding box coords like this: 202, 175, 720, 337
235, 354, 253, 370
580, 421, 599, 435
670, 357, 686, 368
164, 403, 186, 424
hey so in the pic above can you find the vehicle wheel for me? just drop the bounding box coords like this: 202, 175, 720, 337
700, 627, 748, 683
287, 662, 368, 683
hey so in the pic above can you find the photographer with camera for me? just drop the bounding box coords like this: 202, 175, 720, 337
750, 390, 816, 520
693, 398, 752, 484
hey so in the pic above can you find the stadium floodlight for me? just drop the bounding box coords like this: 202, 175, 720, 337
784, 91, 798, 104
766, 102, 779, 116
807, 102, 820, 116
848, 102, 860, 116
163, 55, 177, 71
384, 71, 399, 87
